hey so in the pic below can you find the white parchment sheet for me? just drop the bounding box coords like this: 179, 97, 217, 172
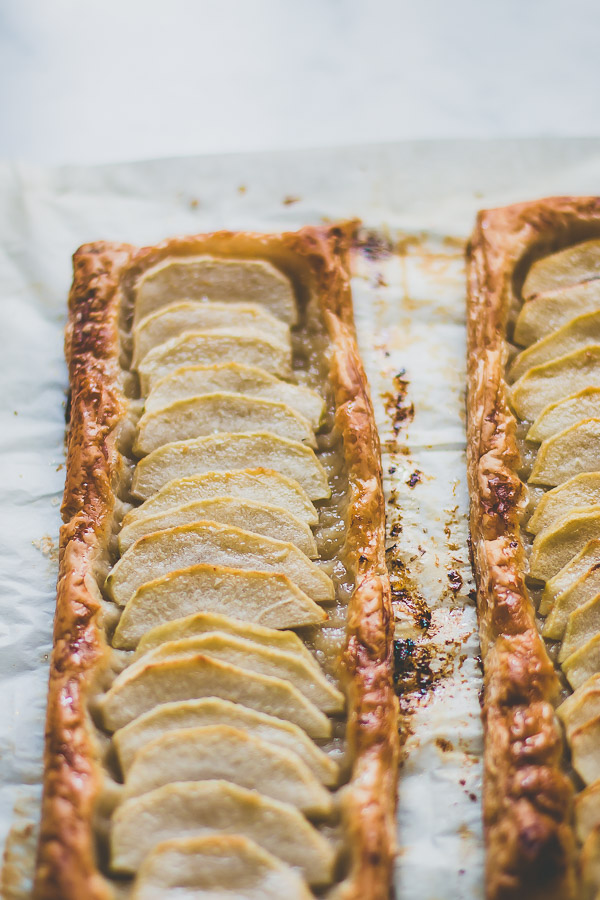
3, 139, 600, 898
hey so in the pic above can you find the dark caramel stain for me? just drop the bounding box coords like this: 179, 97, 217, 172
354, 228, 393, 260
386, 548, 432, 631
383, 370, 414, 436
407, 470, 422, 488
436, 737, 455, 753
447, 570, 463, 592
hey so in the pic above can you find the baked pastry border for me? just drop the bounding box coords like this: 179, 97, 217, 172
466, 197, 600, 900
33, 225, 399, 900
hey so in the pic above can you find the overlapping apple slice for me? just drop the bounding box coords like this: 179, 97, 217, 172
130, 835, 313, 900
118, 496, 318, 557
113, 697, 338, 784
510, 347, 600, 420
112, 565, 326, 650
543, 564, 600, 639
122, 724, 333, 816
529, 419, 600, 486
562, 635, 600, 691
568, 716, 600, 785
145, 363, 325, 427
540, 539, 600, 615
132, 433, 330, 500
124, 469, 318, 528
509, 311, 600, 383
581, 828, 600, 900
522, 239, 600, 299
133, 612, 320, 667
557, 673, 600, 734
134, 256, 298, 325
134, 394, 316, 455
106, 522, 333, 607
100, 653, 331, 737
127, 632, 344, 714
559, 595, 600, 662
528, 388, 600, 442
514, 280, 600, 346
575, 780, 600, 843
529, 507, 600, 580
133, 301, 291, 367
138, 330, 292, 393
527, 472, 600, 535
111, 781, 335, 883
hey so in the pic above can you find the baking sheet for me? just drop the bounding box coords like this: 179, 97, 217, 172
3, 139, 600, 898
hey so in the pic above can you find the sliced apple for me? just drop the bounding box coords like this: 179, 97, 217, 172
134, 255, 298, 325
529, 419, 600, 486
113, 697, 338, 784
131, 835, 313, 900
527, 472, 600, 534
543, 566, 600, 639
510, 346, 600, 421
522, 239, 600, 299
134, 611, 320, 670
133, 301, 290, 366
100, 653, 331, 737
131, 432, 330, 501
529, 507, 600, 580
540, 538, 600, 615
556, 673, 600, 733
580, 827, 600, 900
528, 389, 600, 442
145, 363, 325, 428
514, 280, 600, 347
568, 715, 600, 784
559, 594, 600, 662
509, 311, 600, 383
124, 468, 318, 528
575, 779, 600, 844
134, 393, 316, 456
118, 497, 318, 557
138, 330, 291, 393
123, 724, 333, 816
562, 634, 600, 691
106, 521, 333, 607
129, 632, 344, 714
111, 780, 334, 884
113, 565, 326, 650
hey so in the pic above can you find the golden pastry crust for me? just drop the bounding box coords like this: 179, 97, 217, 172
467, 197, 600, 900
33, 225, 398, 900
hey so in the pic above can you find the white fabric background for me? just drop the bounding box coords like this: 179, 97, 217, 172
1, 0, 600, 164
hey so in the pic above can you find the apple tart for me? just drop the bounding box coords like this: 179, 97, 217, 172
467, 197, 600, 900
34, 226, 398, 899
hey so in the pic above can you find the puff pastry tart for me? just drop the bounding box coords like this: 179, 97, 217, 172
467, 197, 600, 900
34, 226, 399, 899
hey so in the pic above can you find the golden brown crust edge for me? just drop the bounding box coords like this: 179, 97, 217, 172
33, 225, 398, 900
466, 196, 600, 900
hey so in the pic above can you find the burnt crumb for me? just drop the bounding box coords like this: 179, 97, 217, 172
509, 540, 518, 549
189, 197, 199, 209
469, 793, 477, 802
447, 570, 463, 592
436, 737, 454, 753
237, 184, 247, 194
388, 466, 396, 475
283, 195, 300, 206
407, 470, 422, 488
393, 637, 457, 696
383, 370, 414, 436
390, 522, 402, 538
468, 588, 477, 604
391, 586, 431, 630
375, 273, 388, 288
354, 228, 393, 260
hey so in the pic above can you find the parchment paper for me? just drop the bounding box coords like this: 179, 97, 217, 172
3, 139, 600, 898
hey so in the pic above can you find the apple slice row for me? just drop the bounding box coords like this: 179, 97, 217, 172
99, 256, 345, 897
512, 240, 600, 888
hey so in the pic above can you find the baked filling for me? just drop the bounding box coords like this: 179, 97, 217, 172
35, 229, 398, 900
508, 238, 600, 883
467, 203, 600, 900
